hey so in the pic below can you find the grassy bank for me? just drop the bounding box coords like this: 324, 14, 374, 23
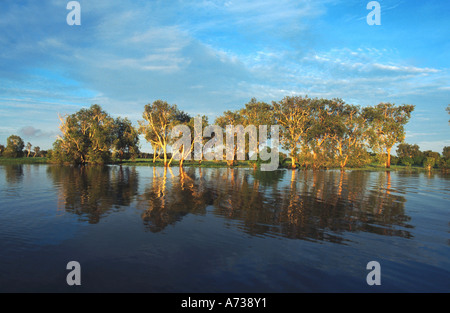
0, 157, 48, 164
118, 159, 258, 169
1, 157, 446, 173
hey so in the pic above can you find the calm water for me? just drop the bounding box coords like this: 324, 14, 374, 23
0, 164, 449, 293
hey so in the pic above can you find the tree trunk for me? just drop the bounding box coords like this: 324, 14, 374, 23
152, 145, 157, 163
386, 147, 392, 168
291, 156, 297, 169
163, 146, 168, 167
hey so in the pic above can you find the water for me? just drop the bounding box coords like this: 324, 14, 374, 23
0, 164, 448, 292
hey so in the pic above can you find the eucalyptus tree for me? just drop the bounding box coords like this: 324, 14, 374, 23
396, 143, 422, 165
4, 135, 25, 158
33, 146, 41, 158
54, 104, 116, 164
113, 117, 140, 161
363, 103, 415, 168
443, 146, 450, 160
273, 96, 312, 169
239, 98, 274, 163
306, 98, 342, 169
215, 110, 244, 166
185, 115, 209, 166
327, 101, 370, 170
139, 100, 190, 167
25, 142, 32, 157
168, 110, 195, 168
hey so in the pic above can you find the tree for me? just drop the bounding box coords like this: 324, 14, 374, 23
4, 135, 25, 158
440, 146, 450, 169
138, 100, 187, 167
53, 104, 116, 164
0, 144, 5, 157
33, 146, 41, 158
273, 96, 312, 169
327, 101, 370, 170
184, 115, 209, 166
215, 110, 244, 166
113, 117, 140, 161
424, 157, 436, 171
363, 103, 415, 168
396, 143, 423, 166
443, 146, 450, 160
25, 142, 32, 157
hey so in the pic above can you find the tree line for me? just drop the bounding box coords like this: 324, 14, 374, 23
0, 135, 43, 158
1, 97, 449, 170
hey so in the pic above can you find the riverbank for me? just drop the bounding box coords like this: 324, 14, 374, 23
0, 157, 447, 172
0, 157, 48, 164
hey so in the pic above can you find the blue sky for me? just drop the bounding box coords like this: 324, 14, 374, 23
0, 0, 449, 153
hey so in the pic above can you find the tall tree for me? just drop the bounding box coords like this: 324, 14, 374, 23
4, 135, 25, 158
54, 104, 116, 164
273, 96, 312, 169
215, 110, 245, 166
33, 146, 41, 158
443, 146, 450, 160
363, 103, 415, 168
25, 142, 32, 157
396, 143, 422, 165
182, 115, 209, 166
113, 117, 140, 161
328, 101, 370, 170
138, 100, 186, 167
306, 98, 342, 169
239, 98, 274, 161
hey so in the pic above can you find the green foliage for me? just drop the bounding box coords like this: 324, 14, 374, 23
138, 100, 188, 166
424, 157, 436, 170
443, 146, 450, 160
4, 135, 25, 158
363, 103, 415, 168
0, 144, 5, 157
113, 117, 140, 160
51, 104, 140, 164
438, 158, 450, 169
400, 156, 413, 167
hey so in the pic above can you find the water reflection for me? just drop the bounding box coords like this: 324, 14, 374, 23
47, 165, 139, 223
137, 167, 213, 232
3, 165, 24, 184
44, 165, 413, 242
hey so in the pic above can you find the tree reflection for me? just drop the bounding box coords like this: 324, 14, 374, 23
47, 165, 139, 223
3, 165, 24, 184
135, 167, 411, 242
48, 164, 412, 242
136, 167, 213, 232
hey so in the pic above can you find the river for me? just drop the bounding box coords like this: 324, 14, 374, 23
0, 164, 448, 292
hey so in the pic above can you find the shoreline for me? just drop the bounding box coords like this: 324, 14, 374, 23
0, 157, 447, 173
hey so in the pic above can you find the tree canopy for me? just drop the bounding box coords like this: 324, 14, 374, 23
2, 95, 434, 171
50, 104, 139, 164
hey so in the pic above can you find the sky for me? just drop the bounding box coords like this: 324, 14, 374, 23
0, 0, 449, 153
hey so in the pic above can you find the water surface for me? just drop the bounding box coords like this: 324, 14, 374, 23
0, 164, 448, 292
